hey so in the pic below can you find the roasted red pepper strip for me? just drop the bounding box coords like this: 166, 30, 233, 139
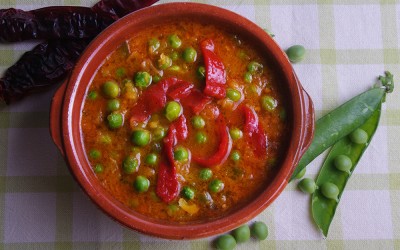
173, 115, 188, 141
167, 80, 194, 100
242, 105, 267, 156
130, 77, 178, 123
156, 114, 188, 203
156, 161, 180, 203
167, 79, 211, 114
192, 115, 232, 167
200, 39, 227, 99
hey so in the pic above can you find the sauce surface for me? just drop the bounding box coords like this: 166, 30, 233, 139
81, 20, 289, 222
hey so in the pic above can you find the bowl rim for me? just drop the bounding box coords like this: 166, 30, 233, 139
58, 2, 312, 239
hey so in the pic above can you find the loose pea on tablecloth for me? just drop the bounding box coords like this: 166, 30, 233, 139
0, 0, 400, 249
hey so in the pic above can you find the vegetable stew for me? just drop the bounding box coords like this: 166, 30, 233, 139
81, 20, 289, 222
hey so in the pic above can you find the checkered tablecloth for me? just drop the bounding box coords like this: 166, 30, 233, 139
0, 0, 399, 249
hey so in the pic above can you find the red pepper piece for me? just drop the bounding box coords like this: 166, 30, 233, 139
167, 79, 211, 114
167, 80, 194, 100
180, 89, 212, 114
163, 126, 176, 165
130, 77, 178, 123
173, 115, 188, 141
192, 116, 232, 167
156, 161, 180, 203
200, 39, 227, 99
242, 105, 267, 156
156, 114, 187, 203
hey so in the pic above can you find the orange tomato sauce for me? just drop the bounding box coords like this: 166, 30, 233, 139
81, 20, 289, 222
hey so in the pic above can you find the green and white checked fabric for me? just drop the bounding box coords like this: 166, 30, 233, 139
0, 0, 400, 249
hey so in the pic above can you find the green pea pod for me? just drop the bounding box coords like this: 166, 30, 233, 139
311, 105, 381, 237
290, 71, 394, 181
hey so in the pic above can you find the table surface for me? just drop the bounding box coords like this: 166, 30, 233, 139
1, 0, 400, 249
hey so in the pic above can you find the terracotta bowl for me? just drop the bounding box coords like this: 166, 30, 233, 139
50, 2, 314, 240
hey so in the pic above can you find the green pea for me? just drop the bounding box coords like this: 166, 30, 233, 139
298, 178, 317, 194
148, 38, 160, 53
199, 168, 212, 180
153, 75, 161, 83
87, 90, 98, 100
334, 155, 352, 173
123, 155, 139, 174
320, 182, 339, 201
145, 153, 158, 166
134, 71, 152, 89
115, 67, 126, 78
158, 53, 172, 70
349, 128, 368, 144
89, 149, 101, 159
107, 112, 123, 129
251, 221, 268, 240
286, 45, 306, 63
99, 134, 112, 144
102, 81, 120, 98
294, 168, 306, 179
133, 175, 150, 193
197, 66, 206, 79
244, 72, 252, 83
226, 88, 241, 102
230, 151, 240, 162
232, 224, 250, 243
209, 179, 224, 193
168, 65, 181, 72
182, 47, 197, 63
165, 101, 182, 122
152, 127, 166, 141
174, 146, 188, 162
261, 95, 278, 111
192, 116, 205, 129
168, 34, 182, 48
167, 204, 179, 216
94, 164, 103, 173
181, 186, 195, 200
106, 99, 120, 112
247, 61, 263, 73
229, 128, 243, 140
215, 234, 236, 250
195, 132, 207, 144
131, 129, 151, 146
169, 51, 179, 61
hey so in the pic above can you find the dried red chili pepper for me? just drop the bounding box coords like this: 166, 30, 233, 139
192, 115, 232, 167
0, 0, 159, 104
200, 39, 227, 99
0, 39, 89, 104
93, 0, 158, 19
0, 7, 115, 42
242, 105, 268, 157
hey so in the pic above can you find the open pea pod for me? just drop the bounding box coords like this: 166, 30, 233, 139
311, 105, 381, 237
290, 71, 394, 181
